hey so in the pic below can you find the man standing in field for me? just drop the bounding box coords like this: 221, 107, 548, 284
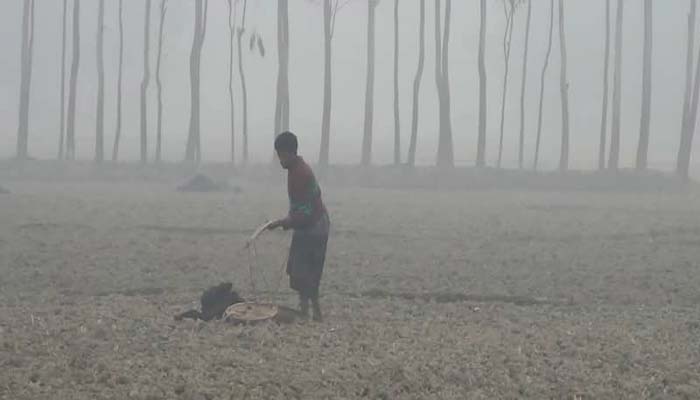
268, 132, 330, 322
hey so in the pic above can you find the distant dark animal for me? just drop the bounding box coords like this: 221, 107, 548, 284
174, 282, 244, 321
177, 174, 232, 193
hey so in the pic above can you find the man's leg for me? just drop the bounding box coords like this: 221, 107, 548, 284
311, 232, 328, 322
311, 293, 322, 322
299, 292, 310, 318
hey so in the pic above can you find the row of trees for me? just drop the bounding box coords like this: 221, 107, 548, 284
12, 0, 700, 179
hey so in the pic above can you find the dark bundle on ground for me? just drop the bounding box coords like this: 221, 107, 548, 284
177, 174, 232, 193
174, 282, 244, 321
0, 185, 10, 194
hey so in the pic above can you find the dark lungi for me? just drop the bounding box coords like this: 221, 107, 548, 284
286, 212, 330, 299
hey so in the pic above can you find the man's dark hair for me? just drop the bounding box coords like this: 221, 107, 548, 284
275, 131, 298, 154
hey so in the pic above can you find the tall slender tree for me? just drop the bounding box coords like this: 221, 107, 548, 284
237, 0, 249, 164
140, 0, 152, 164
608, 0, 624, 170
678, 1, 700, 179
680, 0, 697, 159
598, 0, 611, 170
518, 0, 532, 169
636, 0, 652, 170
392, 0, 400, 165
558, 0, 570, 171
186, 0, 208, 162
497, 0, 515, 168
435, 0, 453, 167
275, 0, 290, 141
406, 0, 425, 167
533, 0, 554, 170
155, 0, 168, 163
112, 0, 124, 161
16, 0, 35, 160
318, 0, 344, 168
66, 0, 81, 160
95, 0, 105, 163
361, 0, 379, 166
227, 0, 237, 163
59, 0, 68, 160
476, 0, 487, 167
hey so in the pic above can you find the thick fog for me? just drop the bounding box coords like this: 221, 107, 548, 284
0, 1, 698, 172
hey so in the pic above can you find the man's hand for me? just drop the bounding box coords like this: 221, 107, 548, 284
267, 219, 287, 231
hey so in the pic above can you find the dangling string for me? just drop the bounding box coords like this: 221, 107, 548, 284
244, 221, 291, 302
245, 241, 258, 299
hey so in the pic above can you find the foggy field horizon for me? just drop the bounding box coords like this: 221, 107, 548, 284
1, 1, 699, 175
2, 179, 700, 398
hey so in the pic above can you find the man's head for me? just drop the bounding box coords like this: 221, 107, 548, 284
275, 131, 298, 169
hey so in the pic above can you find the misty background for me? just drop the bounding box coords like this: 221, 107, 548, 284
0, 0, 698, 173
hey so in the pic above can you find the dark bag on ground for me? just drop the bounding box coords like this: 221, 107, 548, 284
174, 282, 244, 321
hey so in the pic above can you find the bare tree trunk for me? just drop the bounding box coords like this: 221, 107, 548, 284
361, 1, 378, 166
558, 0, 570, 172
636, 0, 652, 170
66, 0, 80, 161
678, 1, 697, 178
533, 0, 554, 170
275, 0, 290, 140
197, 0, 208, 162
237, 0, 248, 164
517, 0, 531, 169
155, 0, 167, 163
678, 3, 700, 179
393, 0, 400, 165
433, 0, 453, 167
608, 0, 624, 170
680, 39, 700, 179
318, 0, 333, 168
598, 0, 611, 170
186, 0, 208, 162
436, 0, 453, 167
476, 0, 487, 167
17, 0, 35, 160
59, 0, 68, 160
435, 0, 442, 121
186, 1, 201, 162
112, 0, 124, 162
497, 2, 515, 168
680, 0, 697, 160
406, 0, 425, 167
95, 0, 105, 163
227, 0, 236, 163
139, 0, 152, 164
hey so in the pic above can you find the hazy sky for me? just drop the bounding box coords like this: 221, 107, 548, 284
0, 0, 698, 172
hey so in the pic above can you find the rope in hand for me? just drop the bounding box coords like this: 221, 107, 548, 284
244, 221, 291, 302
